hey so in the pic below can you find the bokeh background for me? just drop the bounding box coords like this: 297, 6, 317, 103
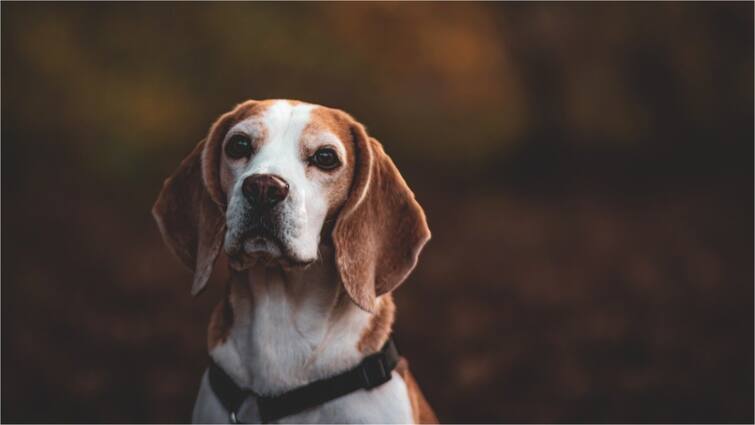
2, 2, 753, 423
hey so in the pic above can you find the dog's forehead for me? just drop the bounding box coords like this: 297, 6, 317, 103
228, 100, 351, 149
259, 100, 315, 137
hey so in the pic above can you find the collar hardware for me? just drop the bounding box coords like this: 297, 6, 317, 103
360, 352, 391, 389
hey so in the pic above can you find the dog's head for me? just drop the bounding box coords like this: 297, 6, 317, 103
152, 99, 430, 312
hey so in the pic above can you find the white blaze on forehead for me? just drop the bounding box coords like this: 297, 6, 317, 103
229, 101, 316, 178
252, 101, 313, 190
262, 100, 316, 144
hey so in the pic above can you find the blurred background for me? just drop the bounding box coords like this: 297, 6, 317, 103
2, 2, 752, 423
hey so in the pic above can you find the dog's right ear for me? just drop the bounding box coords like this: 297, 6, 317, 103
152, 101, 256, 295
152, 138, 226, 296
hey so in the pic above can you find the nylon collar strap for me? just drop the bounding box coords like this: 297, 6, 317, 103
208, 338, 401, 423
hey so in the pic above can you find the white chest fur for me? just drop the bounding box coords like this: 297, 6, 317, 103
192, 265, 413, 424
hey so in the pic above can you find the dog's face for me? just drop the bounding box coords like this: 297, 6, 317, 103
153, 99, 430, 312
215, 101, 354, 267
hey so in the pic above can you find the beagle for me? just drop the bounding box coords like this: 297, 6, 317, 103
152, 100, 437, 424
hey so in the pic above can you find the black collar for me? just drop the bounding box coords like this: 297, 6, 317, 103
208, 338, 401, 424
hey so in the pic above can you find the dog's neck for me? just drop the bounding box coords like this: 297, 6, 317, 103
207, 248, 394, 396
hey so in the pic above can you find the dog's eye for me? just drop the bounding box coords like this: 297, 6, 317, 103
225, 135, 253, 159
310, 148, 340, 170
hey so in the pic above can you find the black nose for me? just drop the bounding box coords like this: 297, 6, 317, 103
242, 174, 289, 207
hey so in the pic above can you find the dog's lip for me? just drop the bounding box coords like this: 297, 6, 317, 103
226, 231, 317, 270
241, 227, 282, 247
224, 228, 278, 257
227, 228, 284, 259
242, 224, 272, 237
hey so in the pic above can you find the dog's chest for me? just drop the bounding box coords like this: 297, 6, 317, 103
211, 278, 364, 391
201, 279, 413, 423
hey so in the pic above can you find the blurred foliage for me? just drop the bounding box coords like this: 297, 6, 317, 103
2, 2, 752, 423
3, 3, 751, 173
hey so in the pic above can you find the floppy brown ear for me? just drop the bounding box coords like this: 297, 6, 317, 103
333, 122, 431, 312
152, 139, 226, 296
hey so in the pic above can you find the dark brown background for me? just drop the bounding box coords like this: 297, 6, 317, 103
2, 2, 753, 423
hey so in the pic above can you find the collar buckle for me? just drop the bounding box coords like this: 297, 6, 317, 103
360, 353, 392, 389
229, 395, 260, 424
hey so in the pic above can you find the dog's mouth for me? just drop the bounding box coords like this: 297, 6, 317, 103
243, 227, 284, 253
226, 226, 281, 267
226, 226, 314, 270
243, 225, 279, 243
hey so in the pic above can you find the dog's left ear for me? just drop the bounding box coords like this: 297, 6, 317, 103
152, 139, 226, 296
333, 121, 431, 313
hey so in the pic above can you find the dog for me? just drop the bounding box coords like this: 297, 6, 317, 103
153, 99, 437, 424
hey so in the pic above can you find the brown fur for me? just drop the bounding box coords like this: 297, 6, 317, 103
207, 282, 234, 349
306, 107, 358, 216
357, 294, 396, 353
207, 270, 254, 350
202, 100, 272, 206
396, 359, 439, 424
152, 140, 226, 296
332, 123, 432, 313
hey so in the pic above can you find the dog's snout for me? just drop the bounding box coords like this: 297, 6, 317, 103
242, 174, 289, 207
